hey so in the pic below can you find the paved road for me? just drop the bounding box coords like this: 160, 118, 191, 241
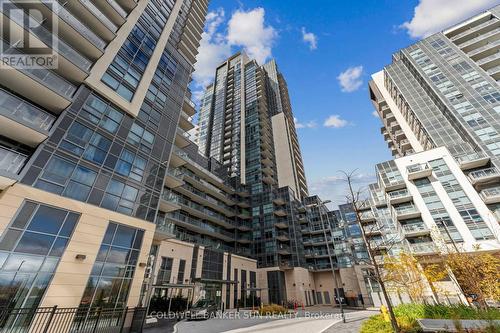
173, 308, 377, 333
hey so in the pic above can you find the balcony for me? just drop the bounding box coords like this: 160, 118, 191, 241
387, 188, 412, 205
159, 191, 181, 213
236, 221, 251, 231
274, 220, 288, 229
297, 215, 308, 223
154, 216, 176, 241
167, 212, 234, 242
468, 167, 500, 185
401, 222, 430, 237
183, 97, 196, 117
469, 39, 500, 58
455, 152, 490, 170
237, 210, 251, 220
28, 0, 107, 59
0, 88, 56, 146
178, 110, 194, 131
164, 168, 184, 189
407, 163, 432, 180
0, 41, 76, 112
4, 0, 92, 79
410, 242, 438, 255
273, 197, 286, 206
480, 186, 500, 204
277, 244, 291, 255
262, 175, 275, 185
459, 27, 500, 51
174, 127, 191, 149
169, 148, 188, 168
62, 0, 118, 40
394, 204, 420, 220
359, 211, 375, 222
237, 234, 252, 244
0, 146, 28, 189
92, 0, 127, 27
274, 209, 287, 217
276, 232, 290, 242
279, 261, 293, 270
452, 18, 499, 42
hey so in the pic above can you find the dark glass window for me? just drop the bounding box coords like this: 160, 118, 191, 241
79, 222, 144, 309
0, 201, 79, 309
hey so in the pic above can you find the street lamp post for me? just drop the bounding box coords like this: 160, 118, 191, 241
312, 200, 345, 323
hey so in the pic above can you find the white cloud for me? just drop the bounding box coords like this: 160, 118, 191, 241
192, 9, 231, 93
401, 0, 498, 39
227, 8, 277, 64
301, 27, 317, 50
372, 110, 379, 118
294, 117, 317, 129
192, 7, 277, 100
324, 115, 348, 128
337, 65, 363, 93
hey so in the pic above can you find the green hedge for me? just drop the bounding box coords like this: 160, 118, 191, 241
361, 304, 500, 333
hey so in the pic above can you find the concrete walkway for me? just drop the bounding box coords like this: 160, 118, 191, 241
324, 310, 377, 333
220, 316, 340, 333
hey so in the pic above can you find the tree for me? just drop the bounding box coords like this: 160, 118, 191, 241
445, 250, 500, 307
341, 170, 400, 333
383, 252, 428, 303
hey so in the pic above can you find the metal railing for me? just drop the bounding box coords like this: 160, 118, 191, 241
0, 146, 28, 175
0, 306, 146, 333
455, 152, 488, 164
394, 204, 419, 216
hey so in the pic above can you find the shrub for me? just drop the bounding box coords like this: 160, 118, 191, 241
360, 315, 393, 333
257, 304, 288, 315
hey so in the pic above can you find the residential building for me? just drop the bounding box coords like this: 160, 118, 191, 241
0, 0, 220, 314
369, 5, 500, 221
366, 5, 500, 305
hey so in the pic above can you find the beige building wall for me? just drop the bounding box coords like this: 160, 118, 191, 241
271, 113, 299, 197
0, 184, 156, 308
150, 239, 258, 309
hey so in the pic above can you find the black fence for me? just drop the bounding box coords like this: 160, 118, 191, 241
0, 306, 147, 333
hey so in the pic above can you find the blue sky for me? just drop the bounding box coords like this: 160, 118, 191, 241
190, 0, 499, 206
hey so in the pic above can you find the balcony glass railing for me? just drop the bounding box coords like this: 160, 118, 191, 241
455, 152, 488, 164
359, 211, 375, 220
480, 186, 500, 199
469, 167, 500, 181
0, 146, 28, 174
80, 0, 118, 32
394, 205, 419, 216
4, 0, 92, 71
407, 163, 430, 173
167, 212, 234, 239
277, 244, 290, 252
0, 88, 55, 132
50, 1, 106, 49
487, 64, 500, 74
388, 188, 410, 200
1, 40, 76, 99
410, 242, 437, 254
155, 215, 175, 235
106, 0, 127, 18
161, 190, 180, 204
401, 223, 427, 234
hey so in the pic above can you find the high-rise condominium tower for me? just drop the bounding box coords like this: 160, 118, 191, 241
369, 5, 500, 221
0, 0, 209, 313
197, 52, 309, 268
364, 5, 500, 306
